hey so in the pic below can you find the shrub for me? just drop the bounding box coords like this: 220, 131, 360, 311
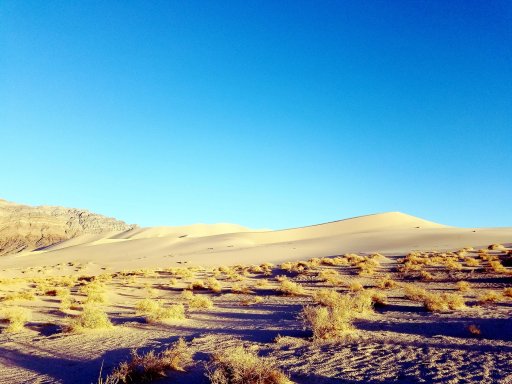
188, 295, 214, 310
420, 271, 434, 281
206, 345, 291, 384
377, 274, 397, 289
206, 277, 222, 293
404, 285, 428, 301
231, 283, 254, 294
0, 291, 36, 302
456, 281, 471, 292
240, 296, 264, 306
467, 324, 481, 336
477, 290, 502, 304
488, 244, 505, 251
317, 269, 343, 286
136, 299, 186, 323
0, 307, 31, 333
104, 338, 192, 383
423, 293, 465, 312
67, 305, 113, 332
278, 279, 307, 296
348, 280, 363, 292
503, 287, 512, 298
301, 305, 354, 340
189, 280, 207, 290
465, 258, 480, 267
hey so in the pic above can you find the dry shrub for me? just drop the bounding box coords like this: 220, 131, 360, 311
404, 285, 428, 301
456, 281, 471, 292
206, 277, 222, 293
232, 283, 254, 294
206, 346, 291, 384
465, 258, 480, 267
445, 259, 463, 271
488, 244, 505, 251
1, 290, 36, 302
368, 290, 388, 306
240, 296, 264, 306
304, 290, 374, 340
477, 290, 502, 304
104, 338, 192, 383
80, 281, 107, 304
189, 280, 207, 290
320, 257, 348, 266
377, 274, 397, 289
424, 293, 466, 312
503, 287, 512, 298
0, 307, 31, 333
255, 279, 271, 288
347, 280, 363, 292
136, 299, 186, 323
301, 305, 354, 340
249, 265, 264, 274
278, 279, 307, 296
489, 261, 507, 273
317, 269, 343, 286
188, 294, 214, 310
67, 305, 113, 332
420, 271, 434, 281
467, 324, 481, 336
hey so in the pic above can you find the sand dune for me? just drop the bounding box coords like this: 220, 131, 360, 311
1, 209, 510, 276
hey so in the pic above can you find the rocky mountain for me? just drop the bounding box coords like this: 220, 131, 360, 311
0, 199, 135, 256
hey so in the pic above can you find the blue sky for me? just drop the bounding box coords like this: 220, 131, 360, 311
1, 1, 511, 229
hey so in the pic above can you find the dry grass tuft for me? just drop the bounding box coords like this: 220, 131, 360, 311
136, 299, 186, 323
278, 279, 307, 296
456, 281, 471, 292
206, 345, 291, 384
0, 307, 31, 333
102, 338, 193, 383
477, 290, 502, 304
67, 305, 113, 332
377, 274, 397, 289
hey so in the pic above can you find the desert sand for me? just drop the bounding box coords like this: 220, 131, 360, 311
0, 200, 511, 383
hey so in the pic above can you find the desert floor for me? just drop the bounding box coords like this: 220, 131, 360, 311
0, 213, 511, 383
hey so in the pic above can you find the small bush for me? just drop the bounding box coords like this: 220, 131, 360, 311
188, 295, 214, 310
206, 277, 222, 293
67, 305, 113, 332
278, 279, 307, 296
136, 299, 186, 323
477, 290, 502, 304
456, 281, 471, 292
377, 274, 397, 289
206, 345, 291, 384
0, 307, 31, 333
104, 338, 193, 383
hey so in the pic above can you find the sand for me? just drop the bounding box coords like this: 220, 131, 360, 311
0, 210, 511, 383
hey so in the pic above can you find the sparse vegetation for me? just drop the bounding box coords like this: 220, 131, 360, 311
67, 305, 113, 332
101, 338, 193, 383
206, 345, 291, 384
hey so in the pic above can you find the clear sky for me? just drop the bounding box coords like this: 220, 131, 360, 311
1, 1, 511, 229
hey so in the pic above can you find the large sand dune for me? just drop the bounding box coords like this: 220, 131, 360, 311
1, 209, 510, 275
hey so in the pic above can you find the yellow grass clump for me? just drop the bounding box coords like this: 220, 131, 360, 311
188, 294, 214, 310
377, 274, 397, 289
206, 277, 222, 293
67, 305, 113, 332
278, 279, 307, 296
1, 290, 36, 302
136, 299, 186, 323
317, 269, 343, 286
0, 307, 31, 333
456, 281, 471, 292
477, 290, 502, 304
207, 346, 291, 384
102, 338, 193, 383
